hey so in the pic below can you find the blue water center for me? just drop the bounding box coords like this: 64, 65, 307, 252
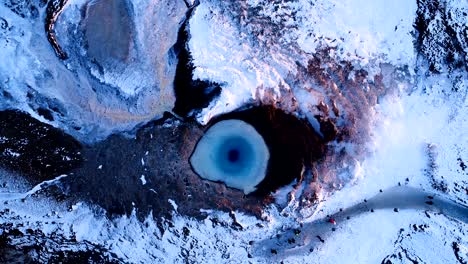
228, 149, 240, 162
190, 119, 270, 194
216, 136, 254, 174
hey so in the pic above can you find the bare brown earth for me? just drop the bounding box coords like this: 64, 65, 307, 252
63, 105, 328, 220
287, 48, 407, 205
63, 112, 269, 219
0, 105, 329, 220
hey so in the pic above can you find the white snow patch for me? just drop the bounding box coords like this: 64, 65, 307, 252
0, 174, 68, 201
168, 199, 178, 212
292, 0, 418, 67
140, 175, 147, 185
189, 1, 298, 124
3, 149, 20, 157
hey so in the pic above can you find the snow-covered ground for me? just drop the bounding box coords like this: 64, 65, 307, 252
188, 0, 419, 123
0, 0, 467, 263
0, 0, 185, 142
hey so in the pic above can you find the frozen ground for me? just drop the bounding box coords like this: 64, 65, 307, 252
0, 0, 186, 142
188, 0, 418, 123
0, 0, 467, 263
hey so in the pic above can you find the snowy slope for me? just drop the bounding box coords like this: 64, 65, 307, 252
188, 0, 419, 124
0, 0, 467, 263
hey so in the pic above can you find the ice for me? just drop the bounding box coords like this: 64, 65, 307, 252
0, 0, 187, 142
190, 120, 269, 194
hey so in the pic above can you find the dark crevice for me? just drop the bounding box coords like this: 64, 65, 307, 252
45, 0, 69, 60
37, 107, 54, 121
182, 0, 195, 8
171, 1, 222, 118
452, 242, 468, 264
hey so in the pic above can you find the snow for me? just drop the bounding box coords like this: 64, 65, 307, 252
1, 75, 466, 262
0, 0, 186, 142
3, 148, 20, 157
0, 174, 67, 201
188, 1, 298, 123
168, 199, 178, 212
188, 0, 418, 123
0, 0, 467, 263
140, 175, 147, 185
302, 74, 467, 218
72, 0, 186, 96
293, 0, 418, 67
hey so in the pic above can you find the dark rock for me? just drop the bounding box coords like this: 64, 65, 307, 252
171, 1, 222, 117
414, 0, 468, 73
316, 236, 325, 243
1, 105, 325, 220
45, 0, 69, 59
0, 110, 83, 185
37, 107, 54, 121
3, 0, 40, 19
452, 241, 467, 264
0, 225, 122, 263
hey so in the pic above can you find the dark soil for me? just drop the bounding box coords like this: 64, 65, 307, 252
0, 110, 83, 185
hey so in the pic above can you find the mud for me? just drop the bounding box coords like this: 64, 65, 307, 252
62, 112, 268, 219
84, 0, 132, 65
62, 105, 329, 219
